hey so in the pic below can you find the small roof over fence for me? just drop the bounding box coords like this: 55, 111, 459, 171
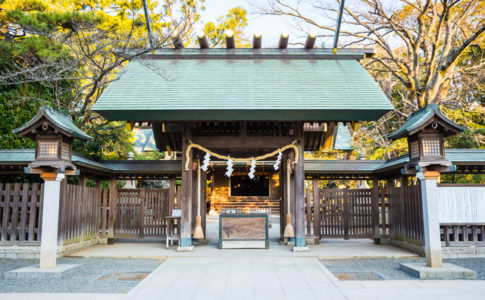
1, 148, 484, 179
92, 49, 394, 122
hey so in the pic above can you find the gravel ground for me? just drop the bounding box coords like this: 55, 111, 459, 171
320, 257, 485, 280
0, 257, 164, 293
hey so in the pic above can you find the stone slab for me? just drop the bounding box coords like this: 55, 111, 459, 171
176, 246, 194, 252
5, 264, 81, 279
292, 246, 310, 252
221, 241, 267, 249
399, 263, 476, 279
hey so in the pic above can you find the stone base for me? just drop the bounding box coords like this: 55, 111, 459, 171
176, 246, 194, 252
5, 264, 81, 279
292, 246, 310, 252
400, 263, 476, 279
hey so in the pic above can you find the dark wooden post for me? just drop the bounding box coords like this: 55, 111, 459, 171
179, 123, 193, 250
312, 177, 320, 244
201, 169, 207, 237
279, 152, 287, 241
107, 178, 117, 241
294, 122, 307, 248
371, 177, 380, 244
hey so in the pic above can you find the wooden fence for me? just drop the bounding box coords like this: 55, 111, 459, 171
387, 178, 424, 245
0, 183, 44, 243
0, 181, 112, 245
304, 185, 374, 240
58, 182, 102, 244
115, 188, 171, 239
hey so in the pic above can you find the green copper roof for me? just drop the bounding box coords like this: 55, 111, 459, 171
13, 106, 92, 141
389, 103, 465, 140
93, 49, 393, 121
333, 122, 354, 150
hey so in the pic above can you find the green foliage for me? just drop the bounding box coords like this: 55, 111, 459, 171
204, 6, 248, 47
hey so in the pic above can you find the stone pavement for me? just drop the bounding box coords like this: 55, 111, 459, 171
0, 293, 122, 300
125, 256, 485, 300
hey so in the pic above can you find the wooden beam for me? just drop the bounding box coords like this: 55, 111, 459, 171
253, 32, 262, 49
191, 136, 294, 149
304, 31, 316, 49
278, 31, 289, 49
225, 29, 235, 48
197, 31, 209, 49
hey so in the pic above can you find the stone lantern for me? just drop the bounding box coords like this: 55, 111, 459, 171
388, 103, 465, 174
389, 103, 466, 272
14, 106, 91, 175
13, 106, 91, 272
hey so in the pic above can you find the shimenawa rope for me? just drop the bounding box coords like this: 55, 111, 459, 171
184, 140, 299, 171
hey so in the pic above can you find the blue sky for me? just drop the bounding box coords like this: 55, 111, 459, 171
200, 0, 322, 47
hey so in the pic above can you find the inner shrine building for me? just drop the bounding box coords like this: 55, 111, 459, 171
92, 47, 394, 249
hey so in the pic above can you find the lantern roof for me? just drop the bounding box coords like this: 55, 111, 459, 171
388, 103, 465, 140
13, 105, 92, 141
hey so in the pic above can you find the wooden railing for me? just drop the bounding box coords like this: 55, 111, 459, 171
441, 224, 485, 246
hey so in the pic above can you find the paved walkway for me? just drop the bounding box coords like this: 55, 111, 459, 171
126, 257, 485, 300
70, 216, 417, 259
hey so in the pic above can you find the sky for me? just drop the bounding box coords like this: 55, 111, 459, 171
199, 0, 328, 47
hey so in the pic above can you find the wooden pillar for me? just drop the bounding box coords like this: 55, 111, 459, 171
107, 178, 117, 240
201, 170, 207, 237
371, 177, 380, 244
179, 123, 194, 250
279, 154, 286, 241
312, 177, 320, 244
294, 122, 307, 249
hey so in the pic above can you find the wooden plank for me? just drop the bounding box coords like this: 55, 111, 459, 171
28, 184, 38, 242
38, 183, 44, 241
0, 183, 9, 241
306, 188, 311, 235
108, 178, 117, 239
19, 183, 29, 241
139, 189, 145, 239
10, 183, 21, 241
343, 190, 349, 240
312, 178, 320, 241
101, 188, 108, 236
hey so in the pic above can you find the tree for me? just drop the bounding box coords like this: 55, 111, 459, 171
0, 0, 248, 159
260, 0, 484, 158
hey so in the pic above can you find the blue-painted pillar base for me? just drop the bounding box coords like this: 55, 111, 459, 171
289, 237, 296, 243
180, 238, 192, 247
295, 237, 306, 247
